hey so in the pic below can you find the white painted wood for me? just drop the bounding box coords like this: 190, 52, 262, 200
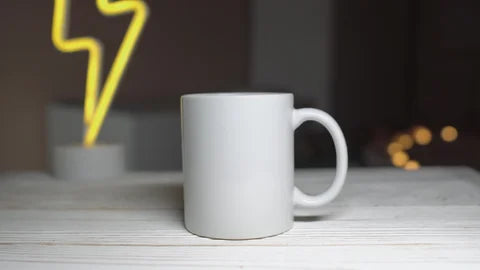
0, 167, 479, 268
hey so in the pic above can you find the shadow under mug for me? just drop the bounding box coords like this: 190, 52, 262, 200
181, 92, 347, 239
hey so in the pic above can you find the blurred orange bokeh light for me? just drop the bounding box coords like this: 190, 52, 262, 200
392, 151, 409, 167
440, 126, 458, 142
404, 160, 420, 171
412, 126, 432, 145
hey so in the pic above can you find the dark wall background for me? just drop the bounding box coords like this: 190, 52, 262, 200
332, 0, 410, 162
1, 0, 479, 171
0, 0, 249, 170
333, 0, 480, 167
417, 0, 480, 128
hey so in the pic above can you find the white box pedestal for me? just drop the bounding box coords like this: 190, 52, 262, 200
53, 144, 125, 180
47, 103, 181, 172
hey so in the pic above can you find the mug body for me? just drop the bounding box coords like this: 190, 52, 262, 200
181, 93, 294, 239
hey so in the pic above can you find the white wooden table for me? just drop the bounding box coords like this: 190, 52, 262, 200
0, 167, 479, 269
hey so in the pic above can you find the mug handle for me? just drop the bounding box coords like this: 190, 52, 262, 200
292, 108, 348, 208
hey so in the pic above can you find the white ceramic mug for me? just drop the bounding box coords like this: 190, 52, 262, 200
181, 92, 347, 239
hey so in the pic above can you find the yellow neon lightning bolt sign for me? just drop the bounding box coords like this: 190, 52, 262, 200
52, 0, 102, 126
52, 0, 149, 147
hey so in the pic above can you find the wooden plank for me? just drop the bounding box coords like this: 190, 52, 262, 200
0, 206, 479, 246
0, 172, 184, 210
1, 245, 479, 269
0, 207, 479, 247
0, 167, 479, 211
0, 167, 479, 268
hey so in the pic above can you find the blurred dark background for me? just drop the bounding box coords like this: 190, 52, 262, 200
0, 0, 479, 171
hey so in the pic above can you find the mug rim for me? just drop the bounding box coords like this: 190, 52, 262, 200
182, 92, 292, 99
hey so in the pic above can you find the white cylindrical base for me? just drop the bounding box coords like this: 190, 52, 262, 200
53, 144, 125, 181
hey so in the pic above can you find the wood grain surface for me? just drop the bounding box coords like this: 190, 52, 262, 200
0, 167, 479, 269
